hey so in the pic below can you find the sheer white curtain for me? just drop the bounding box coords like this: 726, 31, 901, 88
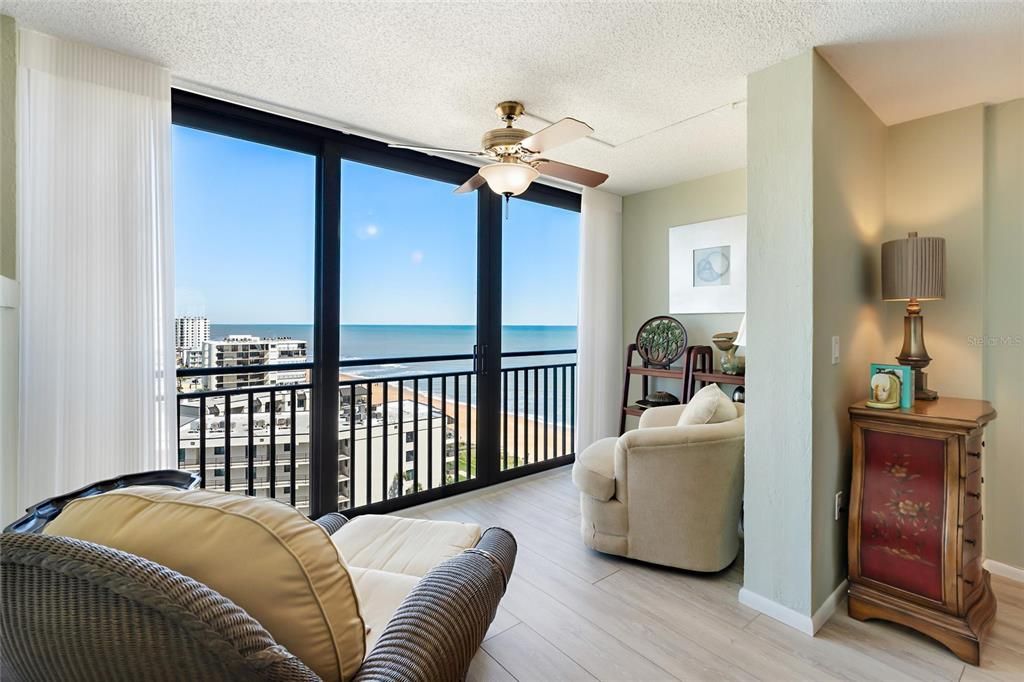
17, 30, 174, 512
576, 188, 623, 452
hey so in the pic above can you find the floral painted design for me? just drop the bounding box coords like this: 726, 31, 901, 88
868, 453, 941, 565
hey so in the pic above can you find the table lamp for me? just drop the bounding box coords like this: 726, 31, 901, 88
881, 231, 945, 400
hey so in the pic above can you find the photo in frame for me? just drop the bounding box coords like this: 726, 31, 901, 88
669, 215, 746, 314
870, 363, 914, 409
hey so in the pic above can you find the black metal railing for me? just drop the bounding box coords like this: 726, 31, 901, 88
176, 350, 576, 515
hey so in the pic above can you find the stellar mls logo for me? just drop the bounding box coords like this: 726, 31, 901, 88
967, 335, 1023, 347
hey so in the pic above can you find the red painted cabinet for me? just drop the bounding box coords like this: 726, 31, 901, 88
848, 398, 997, 666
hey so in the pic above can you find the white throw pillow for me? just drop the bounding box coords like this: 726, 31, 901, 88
678, 384, 739, 426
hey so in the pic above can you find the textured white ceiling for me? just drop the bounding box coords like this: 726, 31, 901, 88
2, 1, 1022, 195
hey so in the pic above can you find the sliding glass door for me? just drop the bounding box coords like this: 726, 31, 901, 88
171, 90, 580, 517
338, 160, 479, 509
499, 198, 580, 473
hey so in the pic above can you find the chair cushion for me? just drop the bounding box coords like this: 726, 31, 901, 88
678, 384, 738, 426
572, 437, 617, 501
349, 566, 420, 651
45, 487, 365, 682
332, 515, 480, 577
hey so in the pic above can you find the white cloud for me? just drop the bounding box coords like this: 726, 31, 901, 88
358, 223, 379, 239
410, 250, 424, 264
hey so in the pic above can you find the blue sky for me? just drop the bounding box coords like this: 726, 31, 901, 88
173, 125, 579, 326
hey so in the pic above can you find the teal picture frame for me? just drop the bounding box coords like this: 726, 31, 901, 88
871, 363, 914, 409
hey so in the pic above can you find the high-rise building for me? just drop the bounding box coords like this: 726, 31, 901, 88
175, 316, 210, 351
202, 335, 308, 389
176, 395, 456, 514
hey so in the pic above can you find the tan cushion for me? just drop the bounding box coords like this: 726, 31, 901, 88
572, 437, 617, 501
678, 384, 738, 426
349, 566, 419, 651
333, 515, 480, 577
45, 487, 365, 682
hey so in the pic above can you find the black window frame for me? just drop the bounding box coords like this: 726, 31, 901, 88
171, 89, 580, 517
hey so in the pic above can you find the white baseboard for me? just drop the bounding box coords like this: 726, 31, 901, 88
812, 579, 848, 633
985, 558, 1024, 583
739, 580, 848, 636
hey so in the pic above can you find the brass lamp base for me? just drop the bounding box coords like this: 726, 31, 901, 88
912, 370, 938, 401
897, 299, 938, 401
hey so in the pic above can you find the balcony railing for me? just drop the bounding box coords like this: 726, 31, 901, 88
175, 350, 576, 515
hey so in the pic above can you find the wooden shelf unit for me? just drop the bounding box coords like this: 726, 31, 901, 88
619, 344, 712, 435
692, 370, 746, 402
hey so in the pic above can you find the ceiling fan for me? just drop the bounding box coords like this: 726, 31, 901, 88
389, 101, 608, 202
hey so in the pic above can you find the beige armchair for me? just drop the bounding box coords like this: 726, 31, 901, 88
572, 401, 745, 572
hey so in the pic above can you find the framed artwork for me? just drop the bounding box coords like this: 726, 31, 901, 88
870, 363, 914, 409
669, 215, 746, 313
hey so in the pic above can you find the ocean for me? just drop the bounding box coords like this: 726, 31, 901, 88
210, 325, 577, 409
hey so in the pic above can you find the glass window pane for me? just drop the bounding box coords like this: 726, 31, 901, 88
173, 125, 315, 514
339, 160, 477, 508
500, 198, 580, 471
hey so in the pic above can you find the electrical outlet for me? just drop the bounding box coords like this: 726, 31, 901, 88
831, 336, 840, 365
834, 491, 845, 521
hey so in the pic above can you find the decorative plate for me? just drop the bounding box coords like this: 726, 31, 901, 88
635, 316, 688, 368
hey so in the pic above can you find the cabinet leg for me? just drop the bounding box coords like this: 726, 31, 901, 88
847, 577, 996, 667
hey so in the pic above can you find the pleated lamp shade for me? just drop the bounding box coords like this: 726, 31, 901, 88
881, 232, 946, 301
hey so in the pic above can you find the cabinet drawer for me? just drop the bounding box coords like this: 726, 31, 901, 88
962, 468, 983, 519
961, 512, 982, 565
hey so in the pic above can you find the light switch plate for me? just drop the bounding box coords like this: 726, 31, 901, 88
831, 336, 840, 365
835, 491, 845, 521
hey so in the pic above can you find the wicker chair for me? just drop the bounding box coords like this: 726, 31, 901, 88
1, 476, 516, 682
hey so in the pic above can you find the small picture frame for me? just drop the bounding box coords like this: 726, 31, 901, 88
869, 363, 914, 409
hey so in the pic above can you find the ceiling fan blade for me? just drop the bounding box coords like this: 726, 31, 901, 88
388, 143, 486, 157
520, 118, 594, 153
533, 159, 608, 188
454, 173, 487, 194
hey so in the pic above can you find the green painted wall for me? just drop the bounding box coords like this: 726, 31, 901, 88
884, 105, 987, 399
0, 14, 16, 526
621, 169, 746, 414
1, 15, 14, 279
810, 53, 887, 611
881, 99, 1023, 571
743, 50, 816, 617
982, 98, 1023, 570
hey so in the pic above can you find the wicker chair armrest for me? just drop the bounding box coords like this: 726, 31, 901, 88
354, 527, 516, 682
1, 532, 320, 681
314, 512, 349, 536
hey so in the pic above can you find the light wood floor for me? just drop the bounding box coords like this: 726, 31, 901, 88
396, 466, 1024, 682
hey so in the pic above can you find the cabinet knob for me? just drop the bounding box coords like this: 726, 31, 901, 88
965, 538, 976, 545
967, 492, 981, 499
982, 440, 986, 448
968, 452, 981, 459
964, 578, 975, 586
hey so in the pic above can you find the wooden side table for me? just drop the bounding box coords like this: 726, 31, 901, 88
848, 398, 997, 665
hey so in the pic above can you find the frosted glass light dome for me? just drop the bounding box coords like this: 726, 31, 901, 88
479, 162, 539, 196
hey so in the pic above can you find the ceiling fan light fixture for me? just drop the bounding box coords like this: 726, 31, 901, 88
479, 162, 539, 197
